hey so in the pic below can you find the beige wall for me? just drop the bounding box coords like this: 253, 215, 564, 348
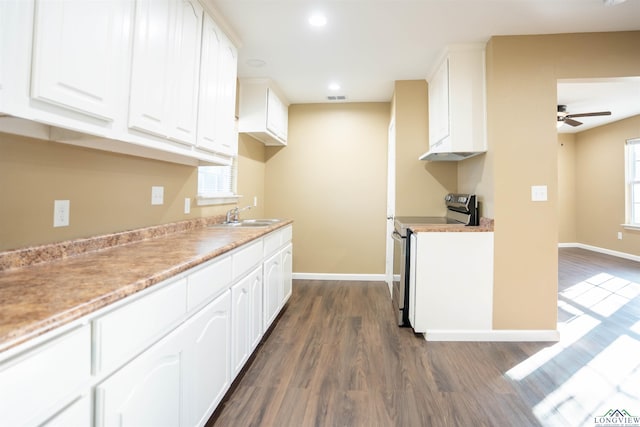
237, 133, 266, 219
467, 31, 640, 330
263, 102, 390, 274
0, 132, 263, 251
558, 133, 577, 243
574, 115, 640, 254
394, 80, 457, 215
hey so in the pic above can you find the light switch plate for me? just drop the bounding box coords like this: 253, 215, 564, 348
531, 185, 547, 202
184, 198, 191, 214
151, 186, 164, 205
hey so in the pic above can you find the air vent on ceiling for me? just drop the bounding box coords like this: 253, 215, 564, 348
327, 95, 347, 101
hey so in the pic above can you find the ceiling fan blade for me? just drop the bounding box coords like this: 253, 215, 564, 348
564, 118, 582, 127
566, 111, 612, 118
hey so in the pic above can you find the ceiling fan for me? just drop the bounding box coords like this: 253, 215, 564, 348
557, 104, 611, 127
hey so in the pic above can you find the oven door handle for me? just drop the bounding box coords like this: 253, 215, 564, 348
391, 230, 404, 242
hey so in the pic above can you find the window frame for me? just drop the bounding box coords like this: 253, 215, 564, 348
196, 158, 241, 206
624, 138, 640, 230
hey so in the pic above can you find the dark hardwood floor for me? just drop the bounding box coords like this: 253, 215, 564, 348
209, 248, 640, 427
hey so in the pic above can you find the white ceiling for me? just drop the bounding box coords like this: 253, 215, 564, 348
209, 0, 640, 127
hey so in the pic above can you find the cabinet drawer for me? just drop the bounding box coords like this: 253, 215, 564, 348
232, 239, 262, 280
0, 325, 90, 427
263, 229, 282, 257
187, 255, 232, 310
93, 278, 187, 375
281, 225, 292, 244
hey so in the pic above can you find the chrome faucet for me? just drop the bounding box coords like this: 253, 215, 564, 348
225, 205, 252, 223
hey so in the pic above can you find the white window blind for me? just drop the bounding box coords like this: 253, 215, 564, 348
197, 160, 237, 198
626, 138, 640, 226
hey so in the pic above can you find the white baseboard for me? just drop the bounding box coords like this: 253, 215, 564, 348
559, 242, 640, 262
292, 273, 387, 282
424, 329, 560, 342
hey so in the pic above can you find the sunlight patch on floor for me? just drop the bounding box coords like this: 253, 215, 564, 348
506, 271, 640, 426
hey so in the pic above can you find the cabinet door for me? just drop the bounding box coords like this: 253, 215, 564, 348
266, 88, 283, 138
95, 325, 187, 427
30, 0, 131, 121
250, 265, 264, 350
214, 40, 238, 156
196, 14, 222, 152
263, 251, 282, 330
128, 0, 173, 137
167, 0, 203, 145
281, 243, 293, 304
231, 266, 261, 376
186, 289, 232, 426
428, 58, 450, 150
0, 326, 90, 427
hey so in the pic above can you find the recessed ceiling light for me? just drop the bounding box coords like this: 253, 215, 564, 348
246, 58, 266, 68
328, 82, 341, 91
308, 12, 327, 27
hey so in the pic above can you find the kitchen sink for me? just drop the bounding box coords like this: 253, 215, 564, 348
210, 219, 281, 228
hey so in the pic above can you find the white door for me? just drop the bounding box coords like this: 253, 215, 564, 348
385, 120, 396, 295
196, 14, 222, 152
167, 0, 203, 145
187, 289, 232, 426
128, 0, 173, 137
30, 0, 131, 121
231, 270, 253, 376
214, 41, 238, 155
281, 243, 293, 303
263, 251, 282, 330
249, 266, 264, 351
95, 327, 186, 427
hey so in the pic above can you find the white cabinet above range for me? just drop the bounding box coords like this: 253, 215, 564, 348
420, 44, 487, 162
238, 79, 289, 146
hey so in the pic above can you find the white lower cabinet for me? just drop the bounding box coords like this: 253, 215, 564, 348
0, 325, 91, 427
263, 251, 282, 331
411, 231, 494, 337
231, 266, 262, 376
95, 322, 187, 427
263, 239, 293, 331
186, 289, 232, 426
0, 225, 292, 427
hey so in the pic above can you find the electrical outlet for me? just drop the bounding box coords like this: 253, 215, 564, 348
253, 196, 258, 207
617, 231, 623, 240
184, 198, 191, 214
53, 200, 70, 227
151, 186, 164, 205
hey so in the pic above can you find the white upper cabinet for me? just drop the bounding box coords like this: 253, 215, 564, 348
238, 79, 289, 146
197, 14, 238, 156
129, 0, 203, 145
168, 0, 204, 144
426, 44, 486, 155
30, 0, 132, 122
0, 0, 238, 166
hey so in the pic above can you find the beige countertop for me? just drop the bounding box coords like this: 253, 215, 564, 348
409, 217, 494, 233
0, 220, 292, 353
